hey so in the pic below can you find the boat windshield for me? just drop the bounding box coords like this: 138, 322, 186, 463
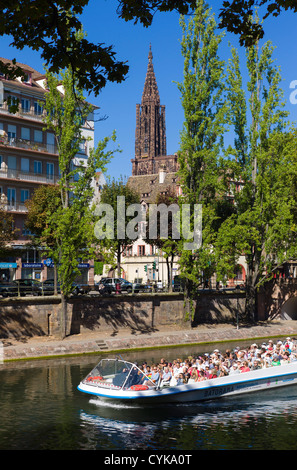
83, 359, 156, 390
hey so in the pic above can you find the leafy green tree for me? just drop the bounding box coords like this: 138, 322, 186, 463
0, 208, 19, 259
25, 185, 62, 294
25, 185, 62, 243
214, 37, 295, 321
219, 0, 297, 47
176, 0, 230, 313
0, 0, 196, 95
146, 188, 180, 291
42, 67, 116, 338
98, 178, 141, 278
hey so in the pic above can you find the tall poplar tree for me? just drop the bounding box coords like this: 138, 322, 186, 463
177, 0, 230, 312
43, 68, 116, 338
214, 38, 295, 321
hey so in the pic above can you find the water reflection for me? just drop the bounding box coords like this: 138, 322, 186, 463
78, 382, 297, 450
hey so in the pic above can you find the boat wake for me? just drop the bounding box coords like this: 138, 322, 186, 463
89, 397, 142, 410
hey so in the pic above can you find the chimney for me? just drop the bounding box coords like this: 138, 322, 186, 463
159, 167, 166, 184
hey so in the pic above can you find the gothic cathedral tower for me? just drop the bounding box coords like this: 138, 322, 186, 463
132, 46, 177, 176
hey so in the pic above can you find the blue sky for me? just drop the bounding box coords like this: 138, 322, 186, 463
1, 1, 297, 180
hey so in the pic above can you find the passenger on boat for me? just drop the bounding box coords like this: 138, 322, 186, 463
150, 366, 160, 384
188, 367, 199, 383
182, 366, 191, 383
271, 355, 281, 366
159, 358, 167, 367
240, 361, 250, 373
138, 336, 297, 387
286, 337, 294, 350
176, 373, 187, 385
126, 367, 143, 387
204, 365, 211, 378
172, 362, 183, 376
281, 352, 291, 366
197, 369, 206, 381
208, 364, 221, 378
160, 367, 172, 386
229, 364, 240, 375
251, 359, 262, 370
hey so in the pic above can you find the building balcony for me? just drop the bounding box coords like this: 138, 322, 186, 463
0, 136, 57, 155
0, 167, 59, 185
0, 104, 46, 123
0, 198, 28, 213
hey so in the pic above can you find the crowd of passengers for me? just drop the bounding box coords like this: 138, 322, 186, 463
137, 337, 297, 386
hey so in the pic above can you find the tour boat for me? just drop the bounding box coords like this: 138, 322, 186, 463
77, 357, 297, 404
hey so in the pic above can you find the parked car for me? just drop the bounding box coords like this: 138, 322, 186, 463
0, 279, 41, 297
0, 281, 18, 297
72, 284, 94, 295
38, 280, 91, 296
98, 278, 133, 295
132, 281, 149, 293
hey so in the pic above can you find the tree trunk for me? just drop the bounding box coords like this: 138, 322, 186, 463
54, 264, 58, 296
117, 246, 121, 278
245, 259, 259, 323
60, 293, 67, 339
168, 254, 174, 292
245, 279, 257, 323
166, 258, 170, 290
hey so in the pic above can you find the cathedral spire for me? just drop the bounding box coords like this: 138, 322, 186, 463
141, 44, 160, 105
148, 43, 153, 63
133, 46, 167, 175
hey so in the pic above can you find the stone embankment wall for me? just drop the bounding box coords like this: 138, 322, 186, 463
0, 291, 247, 340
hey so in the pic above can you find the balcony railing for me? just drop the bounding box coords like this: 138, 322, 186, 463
0, 136, 57, 155
0, 103, 46, 122
0, 199, 28, 213
0, 168, 59, 184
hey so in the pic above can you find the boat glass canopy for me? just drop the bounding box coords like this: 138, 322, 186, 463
83, 358, 156, 390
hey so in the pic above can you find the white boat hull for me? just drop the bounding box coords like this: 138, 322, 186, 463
78, 362, 297, 404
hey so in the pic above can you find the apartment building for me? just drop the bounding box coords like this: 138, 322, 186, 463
0, 58, 95, 283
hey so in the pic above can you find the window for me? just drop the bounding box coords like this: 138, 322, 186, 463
47, 132, 55, 152
23, 73, 31, 84
22, 221, 33, 236
235, 267, 244, 281
7, 125, 16, 140
21, 99, 30, 113
21, 127, 30, 140
21, 158, 30, 173
7, 156, 16, 170
144, 138, 148, 153
7, 188, 16, 205
34, 161, 42, 174
138, 245, 145, 256
124, 246, 133, 257
34, 101, 43, 115
8, 96, 18, 112
34, 130, 43, 143
21, 189, 29, 203
46, 162, 54, 180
